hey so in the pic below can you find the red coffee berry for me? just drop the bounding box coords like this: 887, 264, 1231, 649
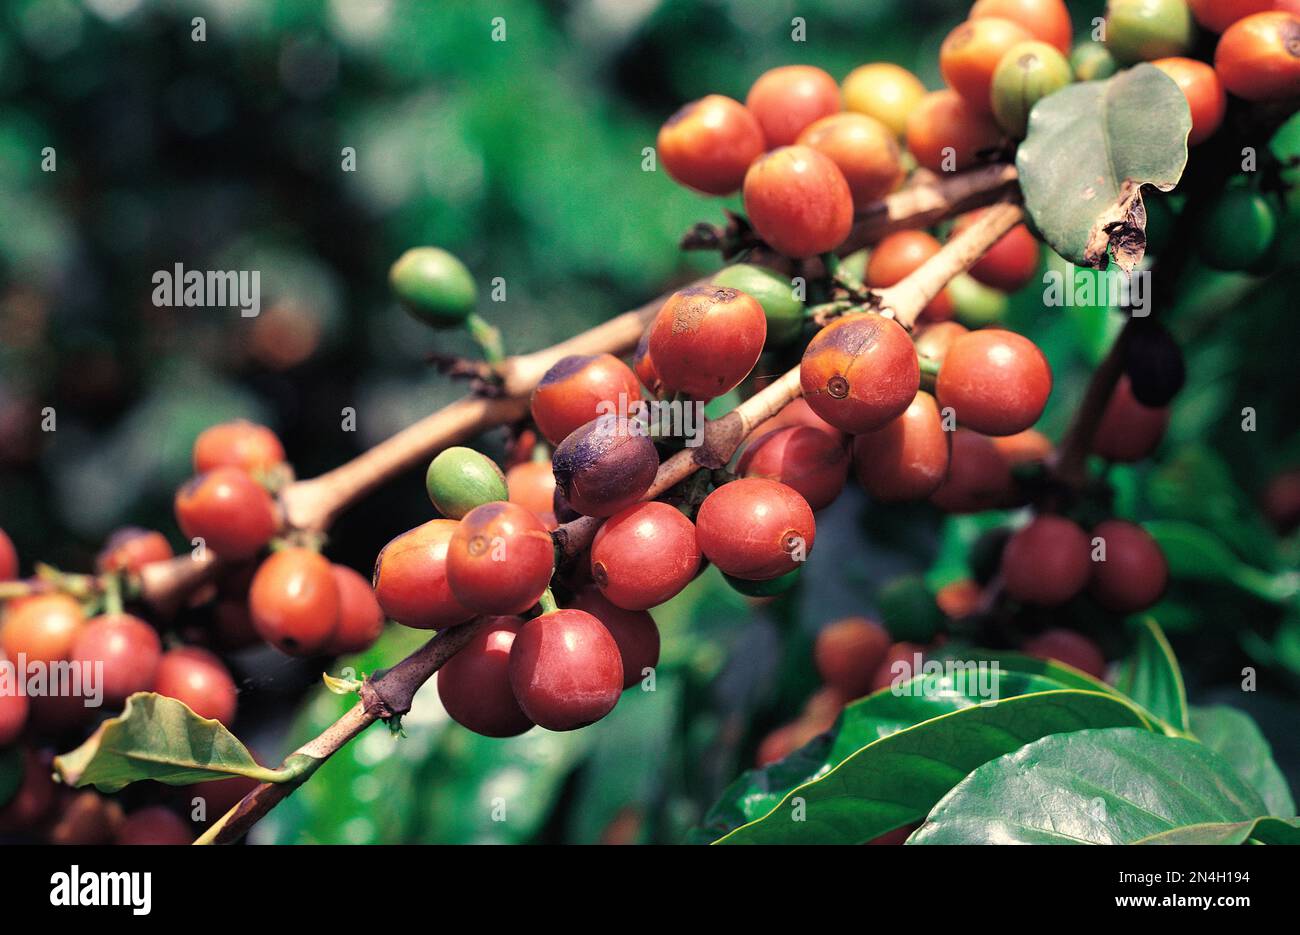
755, 724, 802, 766
1, 594, 85, 666
800, 313, 920, 434
971, 0, 1073, 52
929, 429, 1016, 513
696, 478, 817, 580
906, 90, 1005, 173
1152, 57, 1227, 146
568, 586, 661, 689
589, 501, 701, 610
115, 807, 193, 845
506, 461, 558, 521
0, 685, 28, 746
745, 65, 842, 148
936, 329, 1052, 436
814, 616, 891, 699
552, 418, 659, 518
325, 564, 385, 655
657, 94, 766, 195
795, 112, 904, 206
1089, 519, 1169, 613
936, 579, 983, 618
1022, 628, 1106, 680
0, 529, 17, 581
648, 286, 767, 399
745, 397, 844, 447
952, 213, 1041, 292
192, 420, 285, 474
852, 391, 950, 501
1092, 375, 1170, 462
95, 527, 173, 575
69, 613, 161, 705
372, 520, 475, 629
870, 641, 925, 692
437, 616, 534, 737
940, 17, 1034, 113
248, 549, 340, 656
633, 325, 662, 394
174, 467, 278, 561
866, 231, 955, 321
508, 609, 624, 731
1214, 11, 1300, 102
154, 647, 238, 726
739, 425, 850, 511
990, 428, 1053, 465
1001, 516, 1092, 606
447, 502, 555, 615
1263, 468, 1300, 534
531, 353, 643, 446
743, 146, 855, 258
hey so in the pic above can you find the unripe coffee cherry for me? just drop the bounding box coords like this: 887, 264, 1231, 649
1197, 188, 1278, 270
154, 647, 238, 726
372, 519, 475, 629
1071, 41, 1119, 80
1, 594, 85, 666
800, 313, 920, 434
1089, 519, 1169, 613
389, 246, 477, 327
447, 502, 555, 615
953, 213, 1041, 292
590, 501, 701, 610
745, 65, 842, 148
69, 614, 161, 705
814, 617, 890, 699
325, 565, 385, 655
552, 418, 659, 518
425, 446, 508, 519
1214, 11, 1300, 101
930, 429, 1016, 513
508, 609, 624, 731
656, 94, 765, 196
1022, 628, 1107, 680
1123, 319, 1185, 407
115, 807, 193, 846
936, 329, 1052, 436
1104, 0, 1195, 64
569, 586, 661, 689
906, 90, 1005, 173
506, 461, 558, 525
696, 478, 817, 580
95, 527, 173, 575
852, 391, 950, 502
1092, 375, 1169, 462
193, 420, 285, 474
739, 425, 850, 511
723, 567, 802, 597
531, 354, 642, 446
841, 63, 927, 137
1190, 0, 1275, 33
941, 17, 1035, 112
796, 112, 904, 207
971, 0, 1074, 52
0, 684, 29, 746
1151, 58, 1226, 146
712, 264, 805, 348
437, 616, 534, 737
866, 231, 955, 321
1001, 515, 1092, 606
742, 146, 855, 258
174, 467, 278, 561
990, 40, 1073, 139
249, 548, 340, 656
0, 529, 15, 581
648, 286, 767, 399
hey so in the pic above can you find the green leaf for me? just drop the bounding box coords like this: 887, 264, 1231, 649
911, 728, 1268, 844
1189, 705, 1295, 817
53, 694, 294, 793
1113, 618, 1188, 733
1135, 816, 1300, 844
1017, 64, 1190, 270
1145, 520, 1295, 603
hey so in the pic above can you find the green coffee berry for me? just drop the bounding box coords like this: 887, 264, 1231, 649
1103, 0, 1194, 66
1197, 188, 1278, 272
425, 446, 508, 519
991, 41, 1073, 139
1070, 41, 1118, 81
878, 574, 944, 643
722, 568, 801, 598
390, 247, 478, 328
711, 263, 805, 347
948, 273, 1009, 327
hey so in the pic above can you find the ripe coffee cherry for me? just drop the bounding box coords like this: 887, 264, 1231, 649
249, 549, 340, 656
852, 391, 950, 502
508, 609, 624, 731
746, 397, 844, 448
389, 246, 477, 327
1104, 0, 1194, 64
0, 529, 14, 581
1001, 515, 1092, 606
69, 614, 161, 705
1071, 40, 1119, 80
745, 65, 842, 148
743, 146, 855, 259
941, 17, 1034, 112
954, 213, 1041, 292
841, 63, 927, 138
174, 467, 278, 561
971, 0, 1074, 52
930, 429, 1016, 513
1152, 58, 1226, 146
755, 724, 803, 766
712, 264, 805, 347
739, 425, 850, 511
936, 578, 983, 618
936, 329, 1052, 436
115, 807, 193, 846
814, 617, 890, 699
154, 647, 238, 726
800, 313, 920, 434
913, 321, 969, 364
437, 616, 533, 737
0, 685, 28, 746
870, 641, 926, 692
1, 594, 85, 665
1198, 188, 1278, 270
866, 231, 955, 320
372, 520, 475, 629
796, 113, 904, 207
531, 354, 642, 445
1264, 468, 1300, 534
1089, 519, 1169, 613
1123, 319, 1185, 407
991, 428, 1053, 465
1191, 0, 1274, 32
696, 478, 816, 580
990, 40, 1073, 139
633, 326, 661, 394
648, 286, 767, 398
1092, 375, 1169, 462
448, 502, 555, 615
906, 90, 1005, 173
193, 420, 285, 474
325, 565, 384, 655
656, 95, 765, 196
552, 418, 659, 518
425, 446, 508, 518
569, 586, 661, 688
590, 502, 701, 610
1215, 11, 1300, 100
95, 527, 172, 575
506, 461, 558, 524
1022, 628, 1106, 680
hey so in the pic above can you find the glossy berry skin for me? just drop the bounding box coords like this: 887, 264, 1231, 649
971, 0, 1073, 52
991, 428, 1053, 465
866, 231, 955, 321
95, 527, 173, 575
936, 329, 1052, 436
531, 354, 643, 445
930, 429, 1016, 513
1001, 516, 1092, 606
372, 520, 475, 629
115, 807, 193, 846
852, 391, 950, 502
1092, 375, 1169, 462
712, 264, 805, 347
569, 586, 661, 688
696, 478, 816, 580
447, 502, 555, 615
551, 418, 659, 518
1215, 12, 1300, 101
1152, 58, 1227, 146
1, 594, 85, 665
954, 214, 1041, 292
325, 565, 385, 655
743, 146, 855, 259
906, 90, 1005, 173
1089, 519, 1169, 613
508, 609, 624, 731
796, 113, 904, 207
69, 614, 161, 705
1104, 0, 1195, 64
990, 40, 1074, 139
174, 467, 278, 561
437, 616, 533, 737
648, 286, 767, 399
1198, 188, 1279, 271
389, 246, 477, 327
800, 313, 920, 434
154, 647, 238, 726
841, 63, 927, 138
940, 17, 1034, 113
657, 95, 765, 196
249, 549, 340, 656
590, 502, 700, 610
1022, 628, 1106, 680
0, 529, 14, 580
746, 397, 844, 448
193, 420, 285, 474
814, 617, 891, 699
745, 65, 842, 148
913, 321, 970, 364
506, 461, 558, 525
425, 446, 508, 519
0, 687, 28, 746
739, 425, 850, 511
